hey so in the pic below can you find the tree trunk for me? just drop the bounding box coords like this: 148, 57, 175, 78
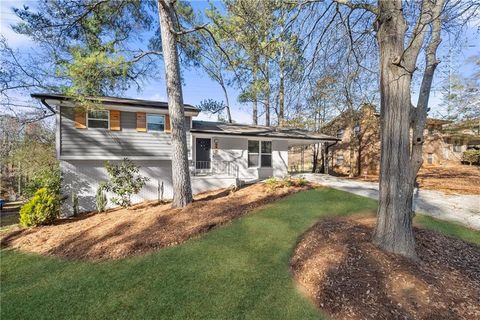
157, 0, 192, 208
373, 0, 416, 259
221, 82, 232, 123
278, 52, 285, 126
264, 59, 270, 127
252, 57, 258, 125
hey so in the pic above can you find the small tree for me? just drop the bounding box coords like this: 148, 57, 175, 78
463, 150, 480, 166
102, 159, 149, 208
95, 184, 108, 213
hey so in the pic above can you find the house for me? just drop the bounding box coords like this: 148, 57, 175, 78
32, 93, 338, 214
322, 104, 480, 176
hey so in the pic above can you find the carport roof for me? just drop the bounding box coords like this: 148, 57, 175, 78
191, 120, 339, 142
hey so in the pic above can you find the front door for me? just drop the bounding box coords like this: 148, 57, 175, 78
195, 138, 211, 170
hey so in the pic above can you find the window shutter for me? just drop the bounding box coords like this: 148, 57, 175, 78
165, 114, 171, 133
136, 112, 146, 132
110, 110, 121, 131
74, 109, 87, 129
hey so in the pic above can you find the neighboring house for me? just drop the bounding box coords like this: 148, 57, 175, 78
323, 104, 381, 176
32, 93, 337, 214
324, 104, 480, 176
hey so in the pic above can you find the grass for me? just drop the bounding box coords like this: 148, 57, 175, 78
1, 188, 478, 319
414, 214, 480, 245
0, 214, 19, 228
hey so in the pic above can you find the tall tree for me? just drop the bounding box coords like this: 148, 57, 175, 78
334, 0, 479, 258
3, 0, 205, 208
157, 0, 194, 207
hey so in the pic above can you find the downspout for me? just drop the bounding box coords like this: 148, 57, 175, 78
324, 140, 338, 175
40, 99, 56, 114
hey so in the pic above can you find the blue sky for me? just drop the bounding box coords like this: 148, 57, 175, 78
1, 0, 478, 123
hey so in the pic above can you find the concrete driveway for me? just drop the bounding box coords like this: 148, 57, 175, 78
298, 173, 480, 230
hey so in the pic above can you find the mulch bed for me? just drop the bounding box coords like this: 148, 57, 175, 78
351, 165, 480, 195
290, 216, 480, 320
1, 182, 310, 261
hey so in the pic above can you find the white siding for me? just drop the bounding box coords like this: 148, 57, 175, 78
61, 160, 173, 215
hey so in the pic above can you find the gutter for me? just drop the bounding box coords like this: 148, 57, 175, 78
40, 99, 56, 114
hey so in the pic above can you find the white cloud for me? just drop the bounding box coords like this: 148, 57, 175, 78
0, 1, 34, 48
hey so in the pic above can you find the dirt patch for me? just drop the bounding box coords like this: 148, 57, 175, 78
290, 216, 480, 320
351, 165, 480, 195
1, 182, 310, 261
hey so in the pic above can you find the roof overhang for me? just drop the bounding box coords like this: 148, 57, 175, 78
31, 93, 200, 116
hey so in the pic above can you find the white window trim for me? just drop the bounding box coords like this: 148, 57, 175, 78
248, 140, 272, 168
146, 114, 165, 132
336, 128, 345, 139
336, 154, 344, 165
427, 153, 434, 164
87, 110, 110, 129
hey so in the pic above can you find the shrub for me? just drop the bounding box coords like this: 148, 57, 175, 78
102, 158, 149, 208
264, 176, 309, 189
23, 167, 61, 199
95, 184, 108, 213
462, 150, 480, 165
292, 177, 308, 187
19, 188, 59, 227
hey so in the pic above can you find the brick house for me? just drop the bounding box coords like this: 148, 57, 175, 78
323, 105, 480, 177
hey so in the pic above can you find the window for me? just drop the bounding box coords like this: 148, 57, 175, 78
261, 141, 272, 167
427, 153, 433, 164
453, 141, 462, 153
248, 141, 259, 167
87, 110, 109, 129
336, 128, 345, 139
248, 140, 272, 168
147, 114, 165, 132
353, 125, 361, 137
335, 154, 344, 165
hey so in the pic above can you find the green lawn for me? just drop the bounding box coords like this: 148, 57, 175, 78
1, 188, 478, 319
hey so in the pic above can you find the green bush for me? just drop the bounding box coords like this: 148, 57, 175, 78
102, 158, 149, 208
462, 149, 480, 165
19, 188, 60, 227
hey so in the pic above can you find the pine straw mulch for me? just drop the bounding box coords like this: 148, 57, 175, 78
0, 182, 311, 261
351, 165, 480, 195
290, 215, 480, 320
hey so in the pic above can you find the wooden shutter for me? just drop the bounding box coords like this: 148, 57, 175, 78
74, 109, 87, 129
165, 114, 171, 133
136, 112, 146, 132
110, 110, 121, 131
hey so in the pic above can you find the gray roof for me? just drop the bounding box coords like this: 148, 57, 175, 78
31, 93, 199, 113
191, 121, 338, 141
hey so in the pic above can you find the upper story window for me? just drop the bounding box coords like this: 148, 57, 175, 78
453, 141, 462, 153
353, 125, 361, 136
87, 110, 109, 129
147, 114, 165, 132
248, 140, 272, 168
427, 153, 434, 164
336, 128, 344, 139
336, 153, 344, 165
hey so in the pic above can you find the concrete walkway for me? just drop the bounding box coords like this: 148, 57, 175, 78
298, 173, 480, 230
